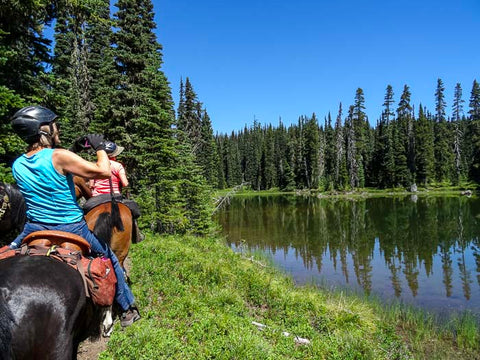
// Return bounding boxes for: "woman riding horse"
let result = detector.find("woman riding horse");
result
[8,105,140,327]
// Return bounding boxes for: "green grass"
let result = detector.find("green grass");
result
[99,234,480,359]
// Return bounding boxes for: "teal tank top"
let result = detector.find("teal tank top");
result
[12,148,83,224]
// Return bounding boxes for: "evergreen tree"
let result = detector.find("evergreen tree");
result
[0,0,53,102]
[415,105,435,185]
[345,106,359,188]
[452,83,464,183]
[214,137,226,189]
[243,121,262,190]
[105,0,212,234]
[0,0,54,179]
[433,78,453,183]
[226,133,243,186]
[323,113,336,189]
[273,120,294,190]
[334,103,347,189]
[352,88,369,186]
[197,109,220,186]
[469,80,480,121]
[260,125,276,189]
[304,114,320,188]
[177,77,202,152]
[468,80,480,182]
[394,85,414,186]
[383,85,395,124]
[86,0,115,133]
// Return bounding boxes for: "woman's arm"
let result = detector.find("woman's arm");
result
[52,148,111,179]
[118,166,129,188]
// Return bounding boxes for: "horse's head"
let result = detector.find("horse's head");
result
[0,183,26,245]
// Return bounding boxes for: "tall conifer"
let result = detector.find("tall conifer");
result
[468,80,480,181]
[433,78,453,182]
[415,105,435,185]
[452,83,465,183]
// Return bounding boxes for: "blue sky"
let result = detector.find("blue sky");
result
[151,1,479,134]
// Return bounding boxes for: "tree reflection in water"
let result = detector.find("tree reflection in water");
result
[217,195,480,313]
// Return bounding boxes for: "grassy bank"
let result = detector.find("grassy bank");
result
[100,234,479,359]
[216,184,478,199]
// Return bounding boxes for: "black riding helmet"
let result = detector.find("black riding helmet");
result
[11,106,58,144]
[104,141,117,154]
[103,140,124,157]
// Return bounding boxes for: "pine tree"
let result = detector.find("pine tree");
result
[469,80,480,121]
[433,78,453,183]
[304,113,320,188]
[394,85,414,186]
[243,121,263,190]
[346,106,359,188]
[415,105,435,185]
[0,0,53,178]
[468,80,480,182]
[260,125,276,189]
[214,136,226,189]
[323,113,336,189]
[452,83,464,183]
[85,0,115,134]
[334,103,347,189]
[198,109,221,186]
[352,88,369,186]
[177,77,202,152]
[274,120,294,190]
[373,85,396,187]
[0,0,53,102]
[225,133,242,186]
[104,0,212,234]
[383,85,395,124]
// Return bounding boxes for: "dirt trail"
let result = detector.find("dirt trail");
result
[77,256,132,359]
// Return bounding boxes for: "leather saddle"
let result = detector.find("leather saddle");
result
[22,230,91,255]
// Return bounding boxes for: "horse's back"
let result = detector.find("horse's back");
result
[0,256,87,359]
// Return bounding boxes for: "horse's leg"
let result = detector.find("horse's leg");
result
[102,306,114,337]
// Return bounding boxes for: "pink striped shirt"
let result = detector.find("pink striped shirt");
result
[91,160,126,196]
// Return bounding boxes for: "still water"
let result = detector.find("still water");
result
[216,195,480,315]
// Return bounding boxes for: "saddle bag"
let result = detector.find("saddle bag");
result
[80,256,117,306]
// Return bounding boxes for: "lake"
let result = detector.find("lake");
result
[216,194,480,316]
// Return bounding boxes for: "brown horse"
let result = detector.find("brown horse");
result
[73,176,133,268]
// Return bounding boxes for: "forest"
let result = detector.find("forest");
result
[2,1,480,236]
[0,0,215,235]
[212,81,480,192]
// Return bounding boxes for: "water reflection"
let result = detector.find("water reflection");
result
[217,195,480,314]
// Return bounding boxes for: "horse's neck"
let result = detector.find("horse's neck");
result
[74,176,92,199]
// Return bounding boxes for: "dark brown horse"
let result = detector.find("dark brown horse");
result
[0,254,106,359]
[73,176,134,268]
